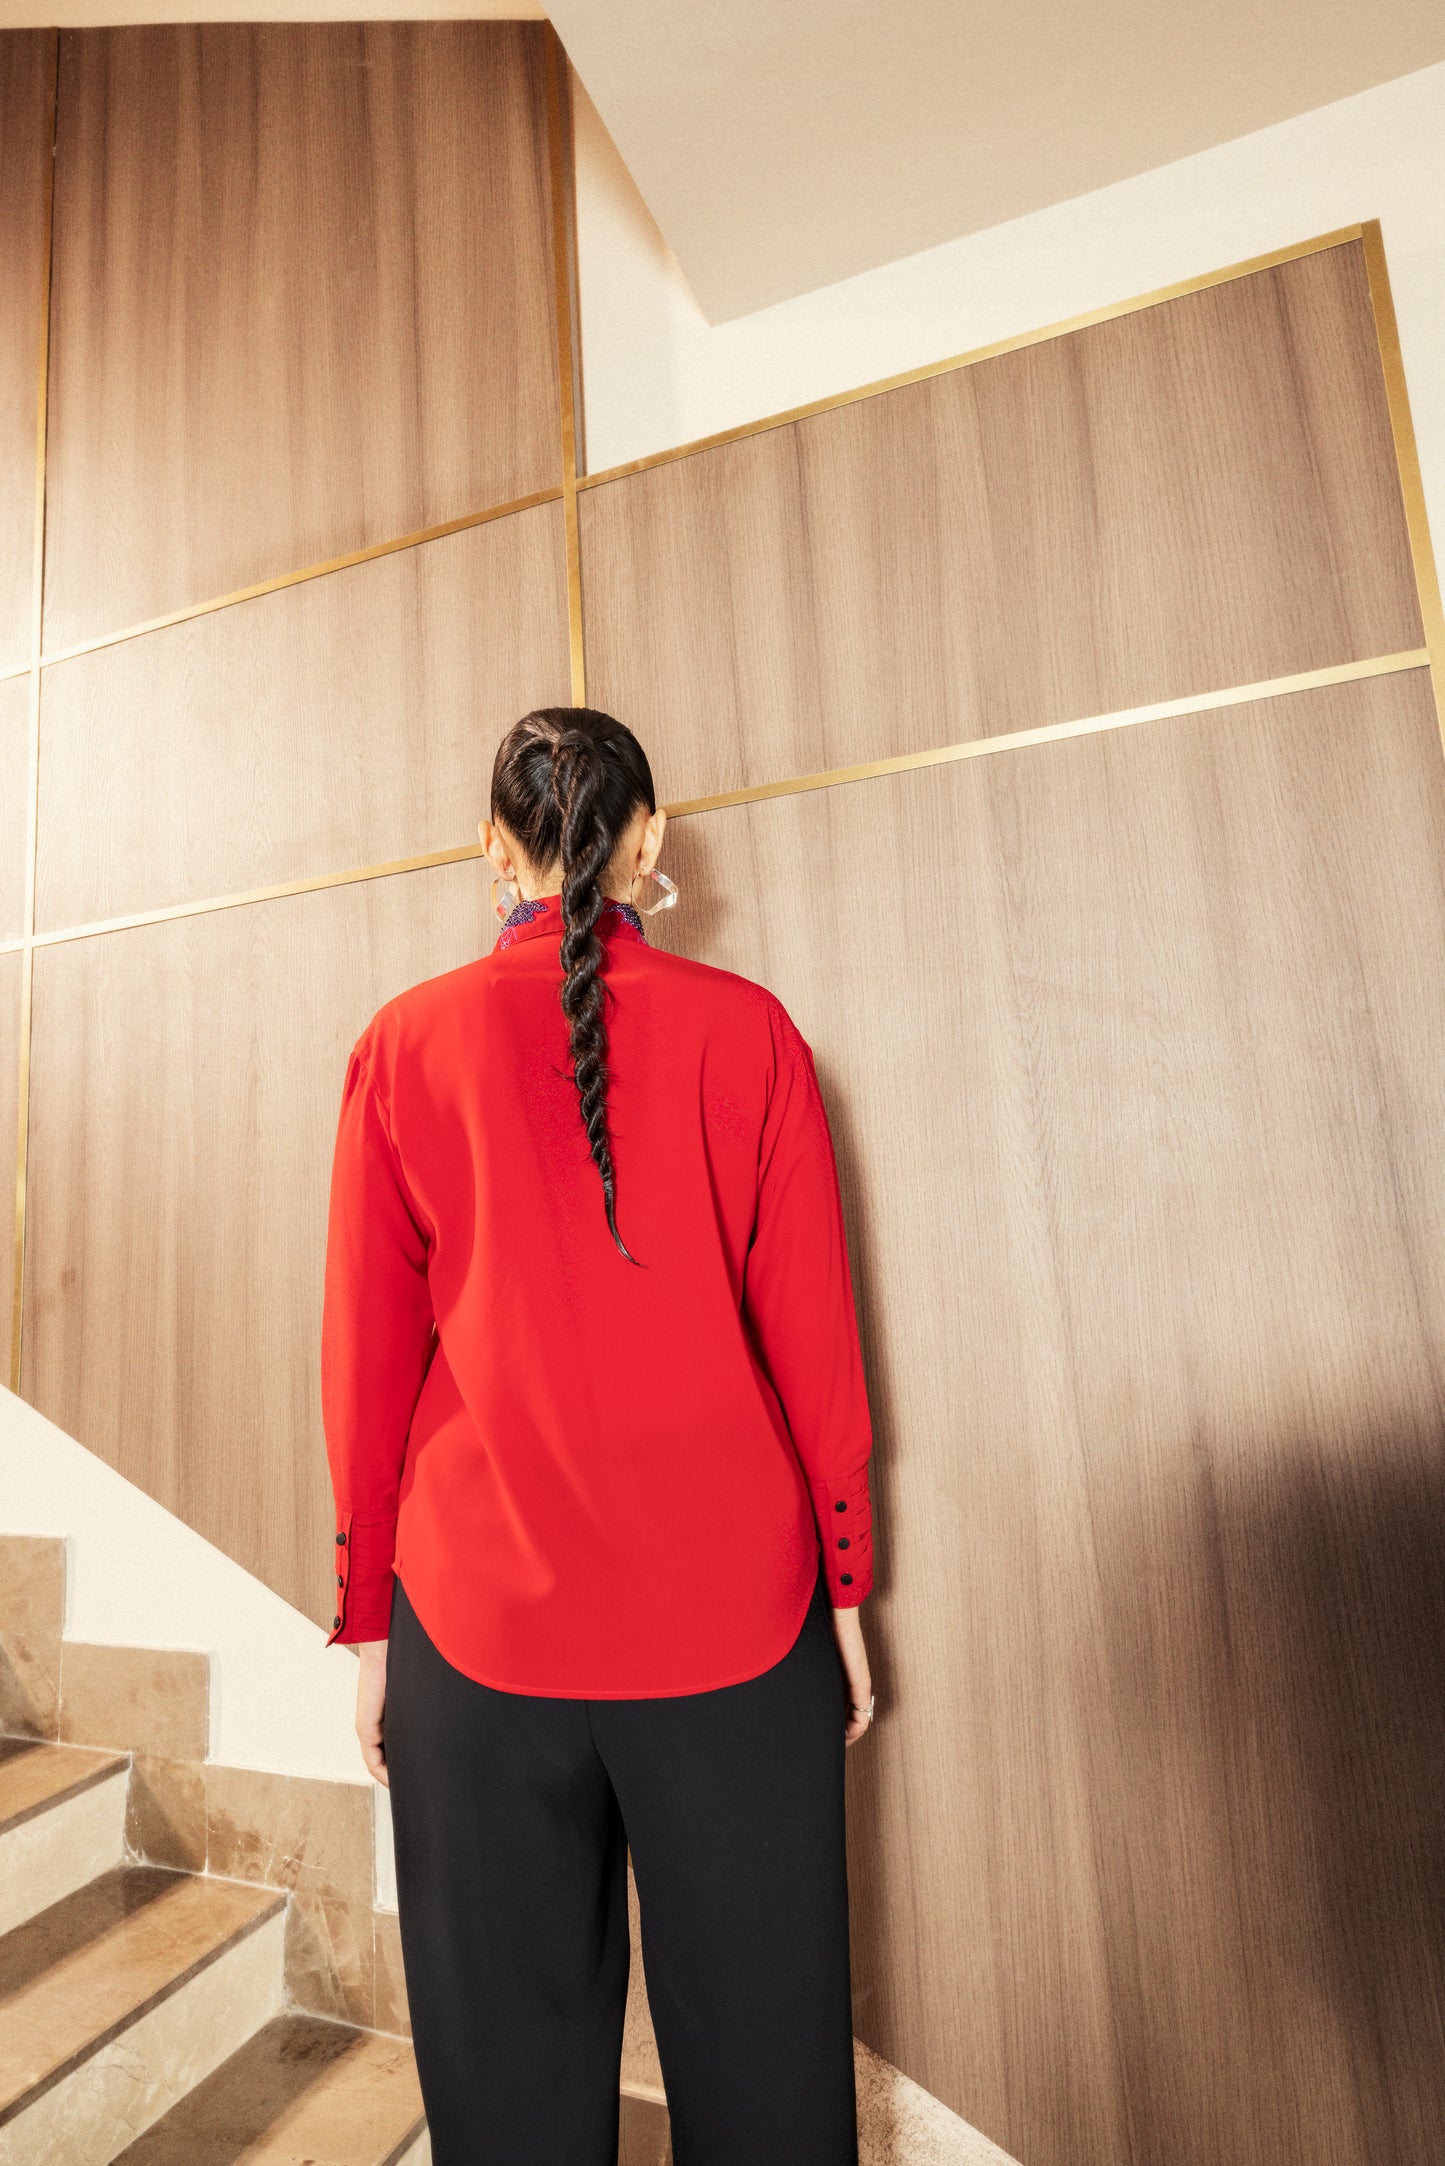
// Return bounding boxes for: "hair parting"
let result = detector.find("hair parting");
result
[489,707,657,1263]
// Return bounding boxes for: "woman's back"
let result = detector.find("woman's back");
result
[321,891,874,1695]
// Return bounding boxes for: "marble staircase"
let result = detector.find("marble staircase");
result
[0,1535,433,2165]
[0,1746,429,2166]
[0,1530,675,2164]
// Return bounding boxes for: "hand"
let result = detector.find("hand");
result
[831,1604,875,1747]
[355,1639,389,1786]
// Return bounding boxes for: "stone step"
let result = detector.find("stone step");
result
[0,1736,131,1936]
[110,2011,428,2165]
[111,2009,672,2165]
[620,2092,673,2164]
[0,1534,67,1738]
[0,1860,287,2166]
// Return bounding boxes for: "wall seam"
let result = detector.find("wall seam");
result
[543,24,586,704]
[1,647,1428,961]
[1360,218,1445,762]
[11,27,59,1394]
[11,489,565,682]
[574,223,1366,493]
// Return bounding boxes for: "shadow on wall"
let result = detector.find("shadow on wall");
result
[1192,1429,1445,2159]
[1075,1414,1445,2163]
[850,1380,1445,2166]
[650,814,1445,2161]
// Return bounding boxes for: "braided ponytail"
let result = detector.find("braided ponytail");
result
[489,707,658,1262]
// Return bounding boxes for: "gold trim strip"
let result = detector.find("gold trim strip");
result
[28,841,489,952]
[577,224,1366,493]
[36,490,564,673]
[663,651,1431,818]
[13,31,59,1392]
[1360,220,1445,750]
[543,26,586,702]
[16,650,1426,954]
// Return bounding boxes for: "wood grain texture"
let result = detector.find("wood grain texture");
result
[581,242,1422,806]
[649,669,1445,2166]
[43,22,560,650]
[1,676,28,940]
[20,862,488,1632]
[0,948,18,1375]
[0,32,50,678]
[35,501,569,930]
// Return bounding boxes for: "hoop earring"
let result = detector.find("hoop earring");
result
[630,866,679,917]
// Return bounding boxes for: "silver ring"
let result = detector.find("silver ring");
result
[850,1695,875,1723]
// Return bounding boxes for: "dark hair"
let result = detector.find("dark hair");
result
[489,706,656,1263]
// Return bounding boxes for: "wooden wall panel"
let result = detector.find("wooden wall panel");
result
[43,22,560,650]
[648,668,1445,2166]
[0,31,50,677]
[35,501,569,930]
[580,241,1422,806]
[21,862,488,1629]
[0,949,18,1367]
[1,676,28,939]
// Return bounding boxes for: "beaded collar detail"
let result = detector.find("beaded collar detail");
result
[496,891,648,952]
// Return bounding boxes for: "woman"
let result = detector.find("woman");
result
[320,705,877,2166]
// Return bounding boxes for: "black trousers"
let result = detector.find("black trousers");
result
[382,1559,858,2166]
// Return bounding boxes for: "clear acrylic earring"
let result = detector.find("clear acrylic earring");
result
[631,866,679,916]
[480,820,521,922]
[489,872,520,922]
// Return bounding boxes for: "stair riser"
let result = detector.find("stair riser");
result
[0,1903,286,2166]
[0,1768,130,1938]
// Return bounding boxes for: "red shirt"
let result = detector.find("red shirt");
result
[320,890,875,1696]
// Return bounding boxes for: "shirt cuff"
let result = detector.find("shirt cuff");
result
[809,1464,873,1606]
[325,1508,397,1646]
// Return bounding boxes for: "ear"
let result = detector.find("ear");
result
[637,805,668,877]
[479,817,518,882]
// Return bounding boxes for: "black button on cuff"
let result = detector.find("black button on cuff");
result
[333,1614,341,1628]
[336,1532,347,1546]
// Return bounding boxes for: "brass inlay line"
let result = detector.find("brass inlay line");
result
[28,490,563,676]
[543,26,586,703]
[576,224,1366,493]
[2,649,1423,961]
[25,841,489,952]
[662,651,1432,819]
[12,30,59,1392]
[1360,219,1445,753]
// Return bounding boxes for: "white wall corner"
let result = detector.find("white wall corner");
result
[0,1385,375,1797]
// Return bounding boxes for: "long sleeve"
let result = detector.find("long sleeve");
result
[743,1002,875,1607]
[320,1038,437,1646]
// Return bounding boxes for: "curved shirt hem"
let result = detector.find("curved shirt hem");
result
[393,1564,820,1700]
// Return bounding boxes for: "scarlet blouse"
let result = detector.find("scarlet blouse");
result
[320,890,875,1696]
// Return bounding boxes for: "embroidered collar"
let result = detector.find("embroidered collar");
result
[495,891,648,952]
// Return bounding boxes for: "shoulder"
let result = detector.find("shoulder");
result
[634,944,811,1056]
[344,953,494,1093]
[344,941,814,1087]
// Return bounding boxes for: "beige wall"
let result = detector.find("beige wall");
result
[4,24,1445,2166]
[3,18,575,1577]
[571,57,1445,523]
[578,228,1445,2164]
